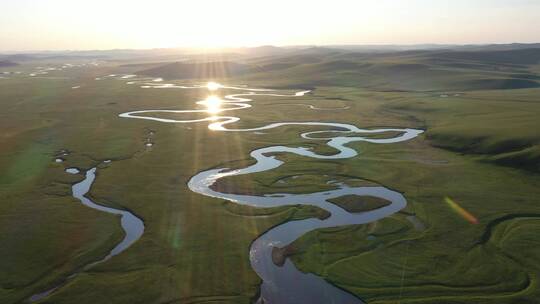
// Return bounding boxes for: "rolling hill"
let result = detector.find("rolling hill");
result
[130,47,540,92]
[0,60,18,67]
[137,61,258,79]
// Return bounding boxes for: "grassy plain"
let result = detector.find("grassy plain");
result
[0,69,343,303]
[0,47,539,304]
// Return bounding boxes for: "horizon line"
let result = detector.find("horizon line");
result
[2,42,540,54]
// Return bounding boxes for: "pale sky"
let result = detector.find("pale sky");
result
[1,0,540,51]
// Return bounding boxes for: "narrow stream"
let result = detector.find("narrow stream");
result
[28,163,144,302]
[72,168,144,261]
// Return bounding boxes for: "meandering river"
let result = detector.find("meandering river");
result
[118,79,423,303]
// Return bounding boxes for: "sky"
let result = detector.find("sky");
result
[1,0,540,51]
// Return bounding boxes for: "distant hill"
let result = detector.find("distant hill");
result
[0,54,36,62]
[120,46,540,91]
[0,60,18,67]
[240,45,290,56]
[449,43,540,51]
[239,47,540,91]
[0,53,106,62]
[138,61,258,79]
[423,48,540,65]
[323,43,540,52]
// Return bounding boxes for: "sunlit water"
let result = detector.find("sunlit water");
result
[117,80,423,303]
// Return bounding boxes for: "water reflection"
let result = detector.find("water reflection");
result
[207,81,221,91]
[202,95,223,114]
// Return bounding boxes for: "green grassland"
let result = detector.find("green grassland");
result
[327,195,392,213]
[0,47,539,303]
[0,71,331,303]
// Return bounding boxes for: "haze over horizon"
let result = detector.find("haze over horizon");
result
[2,0,540,52]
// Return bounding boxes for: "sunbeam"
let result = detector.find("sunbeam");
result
[202,95,223,114]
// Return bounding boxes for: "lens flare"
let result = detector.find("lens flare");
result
[444,197,478,224]
[203,95,223,114]
[207,81,221,91]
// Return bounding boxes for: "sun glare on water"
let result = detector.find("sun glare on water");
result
[207,82,221,91]
[203,95,223,114]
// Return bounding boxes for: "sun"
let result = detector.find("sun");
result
[206,81,221,91]
[203,95,223,114]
